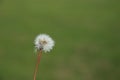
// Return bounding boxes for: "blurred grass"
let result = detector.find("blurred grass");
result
[0,0,120,80]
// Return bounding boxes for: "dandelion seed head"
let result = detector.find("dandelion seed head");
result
[34,34,55,53]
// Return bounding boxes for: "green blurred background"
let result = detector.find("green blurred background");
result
[0,0,120,80]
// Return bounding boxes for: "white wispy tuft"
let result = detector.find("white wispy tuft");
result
[34,34,55,53]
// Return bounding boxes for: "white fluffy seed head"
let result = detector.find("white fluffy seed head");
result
[34,34,55,53]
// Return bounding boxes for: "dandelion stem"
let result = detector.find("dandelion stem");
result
[33,50,42,80]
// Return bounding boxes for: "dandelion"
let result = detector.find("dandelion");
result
[34,34,55,53]
[33,34,55,80]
